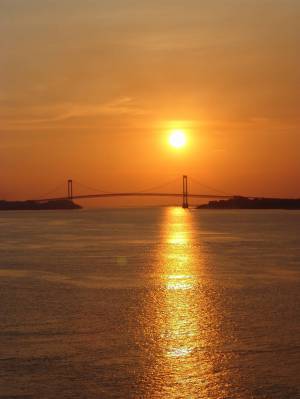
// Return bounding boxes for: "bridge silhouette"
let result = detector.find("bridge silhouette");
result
[35,175,241,208]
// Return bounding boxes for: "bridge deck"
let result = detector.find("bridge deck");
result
[35,192,234,202]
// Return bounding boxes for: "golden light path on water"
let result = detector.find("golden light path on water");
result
[141,207,221,398]
[162,208,199,361]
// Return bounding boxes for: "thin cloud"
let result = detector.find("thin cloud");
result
[0,97,148,130]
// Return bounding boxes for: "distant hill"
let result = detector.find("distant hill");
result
[0,199,82,211]
[198,196,300,210]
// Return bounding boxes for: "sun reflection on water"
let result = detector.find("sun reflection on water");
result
[139,207,227,398]
[161,208,199,360]
[167,347,193,358]
[165,275,194,291]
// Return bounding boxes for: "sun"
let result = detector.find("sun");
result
[169,130,187,149]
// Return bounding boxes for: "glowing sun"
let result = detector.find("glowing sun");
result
[169,130,187,148]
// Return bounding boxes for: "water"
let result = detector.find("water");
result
[0,208,300,398]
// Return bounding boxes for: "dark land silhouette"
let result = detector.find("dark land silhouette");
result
[198,196,300,210]
[0,199,81,211]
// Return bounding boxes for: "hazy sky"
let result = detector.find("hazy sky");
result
[1,0,299,203]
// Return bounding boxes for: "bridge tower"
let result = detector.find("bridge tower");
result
[182,175,189,209]
[68,179,73,200]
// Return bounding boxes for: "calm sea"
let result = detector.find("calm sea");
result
[0,208,300,399]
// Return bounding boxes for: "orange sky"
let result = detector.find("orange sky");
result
[1,1,299,205]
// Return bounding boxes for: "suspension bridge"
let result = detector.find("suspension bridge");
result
[34,175,241,209]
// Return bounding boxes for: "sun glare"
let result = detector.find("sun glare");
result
[169,130,187,149]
